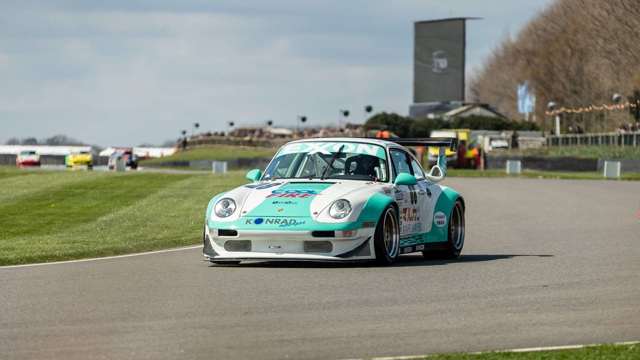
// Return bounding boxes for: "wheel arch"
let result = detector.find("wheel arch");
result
[357,192,396,224]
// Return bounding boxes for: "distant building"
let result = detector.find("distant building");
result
[442,103,507,120]
[410,102,506,120]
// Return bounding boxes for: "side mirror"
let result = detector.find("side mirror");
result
[245,169,262,182]
[394,173,417,186]
[425,165,445,183]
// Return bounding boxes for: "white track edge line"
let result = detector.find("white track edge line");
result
[0,245,201,269]
[364,340,639,360]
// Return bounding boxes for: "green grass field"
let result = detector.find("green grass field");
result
[424,343,638,360]
[140,145,275,166]
[498,145,640,160]
[0,167,246,266]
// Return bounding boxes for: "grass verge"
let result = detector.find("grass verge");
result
[422,343,638,360]
[0,169,246,266]
[140,145,275,165]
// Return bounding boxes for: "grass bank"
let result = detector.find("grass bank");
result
[0,168,246,266]
[140,145,275,166]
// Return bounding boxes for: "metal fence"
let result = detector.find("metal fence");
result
[546,131,640,147]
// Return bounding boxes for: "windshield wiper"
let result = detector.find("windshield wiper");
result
[321,145,344,180]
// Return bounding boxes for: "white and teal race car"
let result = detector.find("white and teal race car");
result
[203,137,465,265]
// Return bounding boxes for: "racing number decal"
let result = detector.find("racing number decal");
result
[408,185,418,205]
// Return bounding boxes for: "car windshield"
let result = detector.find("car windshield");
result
[263,141,389,182]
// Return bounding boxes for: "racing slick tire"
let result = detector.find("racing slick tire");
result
[423,199,465,259]
[373,205,400,265]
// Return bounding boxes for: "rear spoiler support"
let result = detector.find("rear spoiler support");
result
[391,137,458,182]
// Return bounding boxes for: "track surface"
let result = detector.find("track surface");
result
[2,178,639,360]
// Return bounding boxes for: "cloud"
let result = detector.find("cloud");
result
[0,0,553,146]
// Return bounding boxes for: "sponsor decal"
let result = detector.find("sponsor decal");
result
[267,189,318,198]
[245,182,282,190]
[278,142,386,160]
[434,211,447,227]
[271,200,298,205]
[401,207,420,223]
[245,217,306,227]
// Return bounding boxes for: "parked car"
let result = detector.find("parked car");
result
[16,150,40,167]
[65,151,93,169]
[427,129,470,165]
[203,137,465,265]
[108,150,138,170]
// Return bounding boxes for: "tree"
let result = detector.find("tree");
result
[364,112,413,138]
[470,0,640,131]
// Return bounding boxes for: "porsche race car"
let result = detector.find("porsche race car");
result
[203,137,465,265]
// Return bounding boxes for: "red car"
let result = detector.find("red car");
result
[16,150,41,167]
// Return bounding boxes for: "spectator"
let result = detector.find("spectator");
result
[511,131,519,149]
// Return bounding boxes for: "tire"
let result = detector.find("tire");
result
[423,199,465,259]
[373,205,400,265]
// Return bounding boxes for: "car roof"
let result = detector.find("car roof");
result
[285,137,399,149]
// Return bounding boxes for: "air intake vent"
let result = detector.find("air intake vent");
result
[218,229,238,237]
[311,231,335,238]
[304,241,333,253]
[224,240,251,252]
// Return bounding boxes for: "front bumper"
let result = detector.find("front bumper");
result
[203,225,376,261]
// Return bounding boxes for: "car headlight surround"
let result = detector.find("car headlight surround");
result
[214,198,237,218]
[329,199,352,219]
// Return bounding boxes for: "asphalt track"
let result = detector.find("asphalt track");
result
[2,178,639,360]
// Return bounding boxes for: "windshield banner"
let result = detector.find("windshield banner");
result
[277,142,386,160]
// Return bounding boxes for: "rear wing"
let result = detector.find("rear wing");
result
[391,137,458,182]
[390,137,458,151]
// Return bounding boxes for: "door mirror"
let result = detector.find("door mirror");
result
[425,165,445,183]
[394,173,417,186]
[245,169,262,182]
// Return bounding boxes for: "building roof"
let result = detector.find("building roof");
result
[443,103,507,119]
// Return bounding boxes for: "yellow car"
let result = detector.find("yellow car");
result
[65,151,93,169]
[427,129,470,164]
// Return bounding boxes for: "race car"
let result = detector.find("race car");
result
[203,137,465,265]
[16,150,41,167]
[65,151,93,169]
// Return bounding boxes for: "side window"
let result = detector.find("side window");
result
[390,149,413,178]
[410,159,425,180]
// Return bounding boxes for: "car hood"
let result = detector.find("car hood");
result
[219,179,388,222]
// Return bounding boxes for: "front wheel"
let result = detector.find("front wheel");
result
[373,206,400,265]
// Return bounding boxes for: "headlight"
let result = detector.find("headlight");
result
[214,198,236,218]
[329,199,352,219]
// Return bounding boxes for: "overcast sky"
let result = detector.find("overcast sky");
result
[1,0,553,146]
